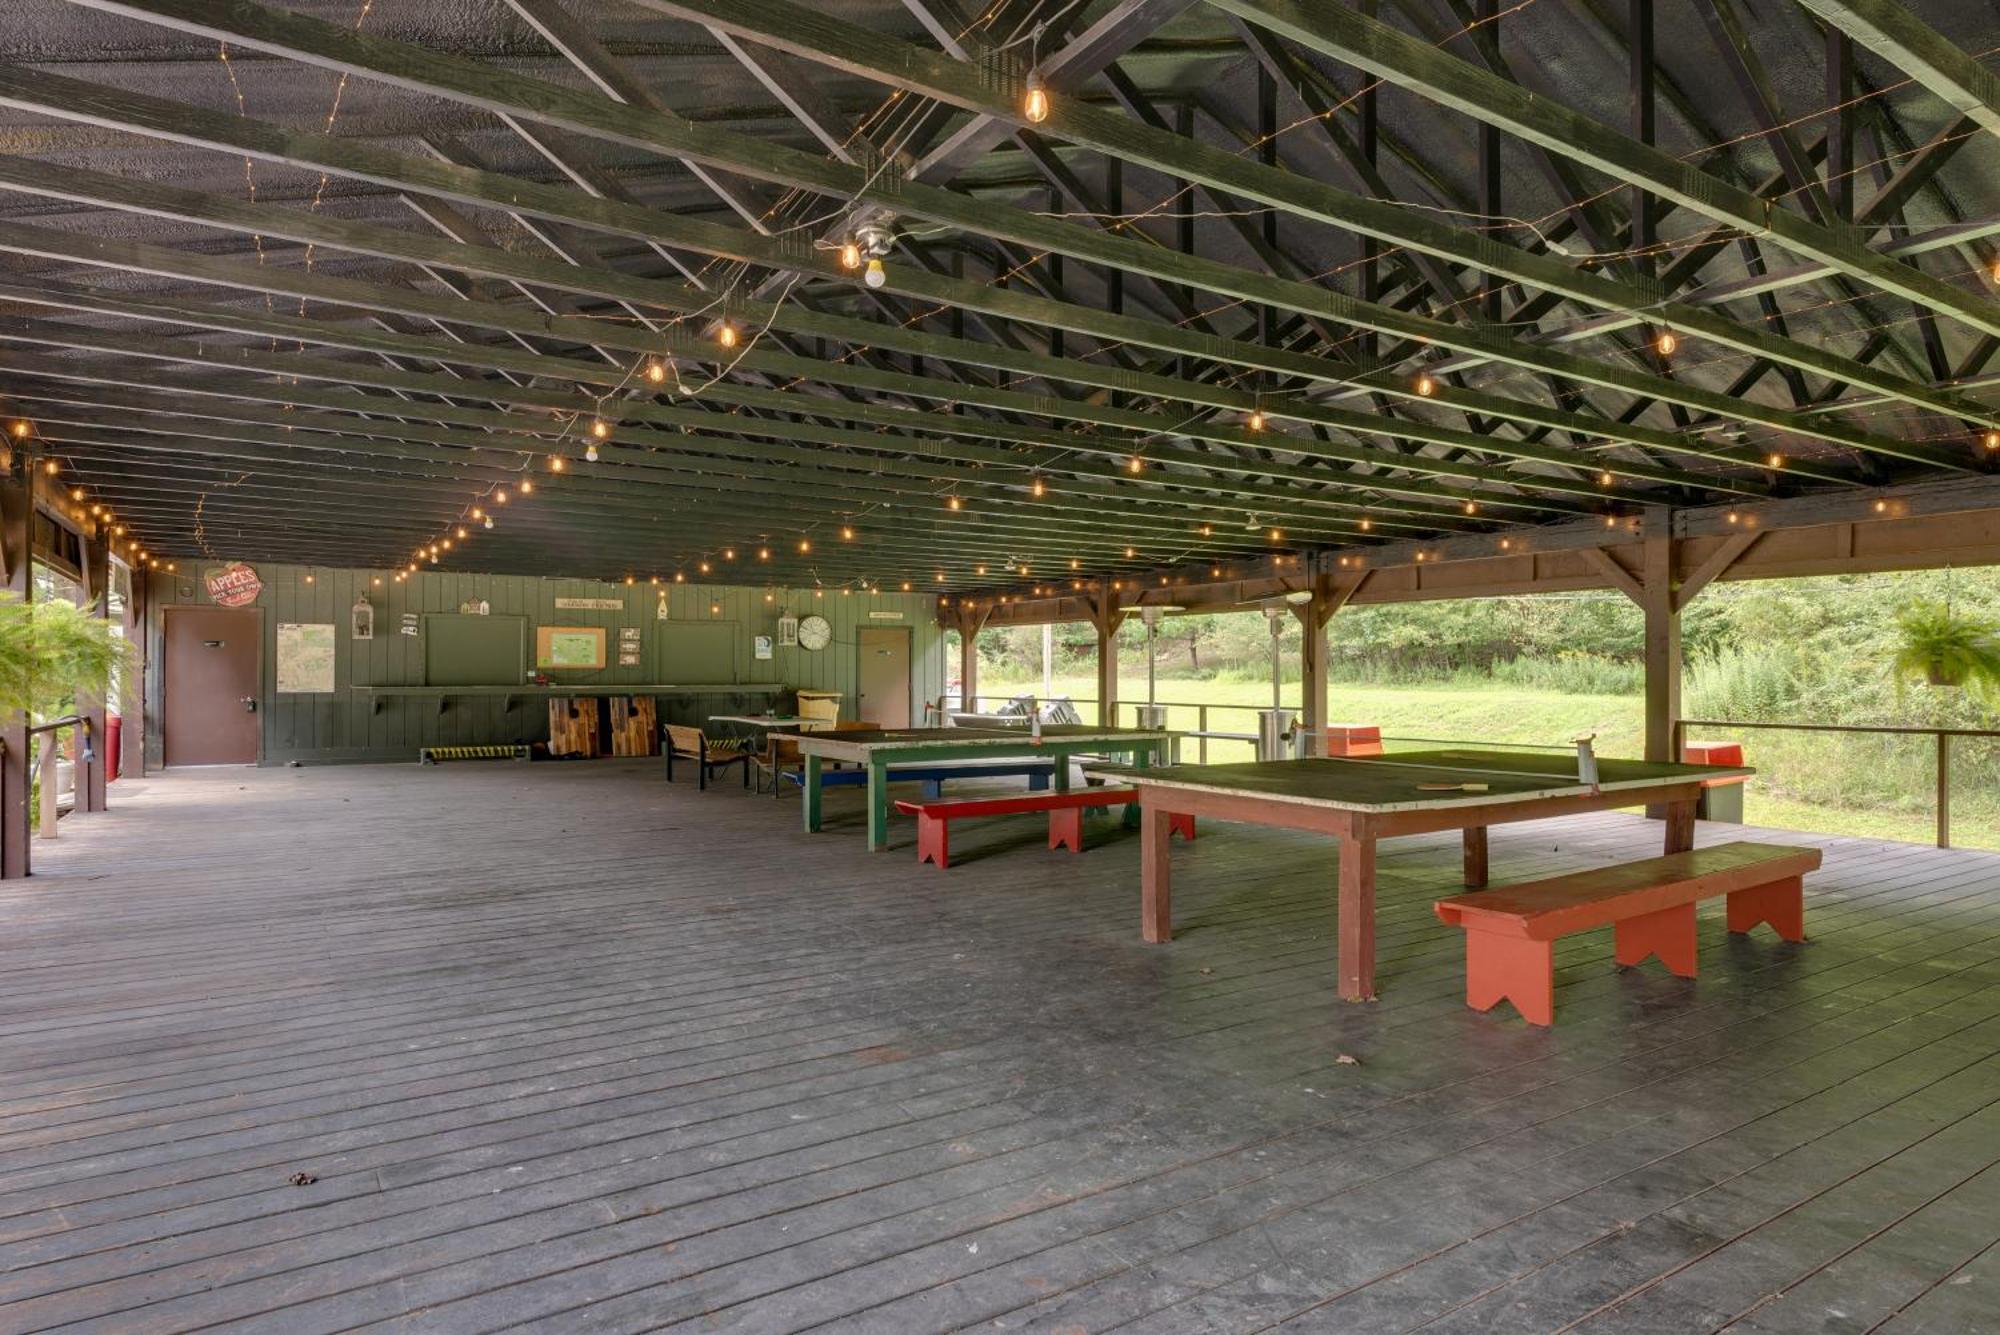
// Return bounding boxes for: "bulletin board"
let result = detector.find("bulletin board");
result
[654,620,739,682]
[423,613,528,686]
[536,625,608,670]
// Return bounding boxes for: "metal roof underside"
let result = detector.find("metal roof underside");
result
[0,0,1994,592]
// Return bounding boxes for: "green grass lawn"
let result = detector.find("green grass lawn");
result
[979,672,1995,852]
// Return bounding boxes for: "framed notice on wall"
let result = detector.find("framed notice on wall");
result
[276,623,336,693]
[536,625,607,670]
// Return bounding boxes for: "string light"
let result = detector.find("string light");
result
[675,571,685,582]
[864,258,887,289]
[839,239,862,270]
[1655,329,1679,357]
[724,547,736,559]
[1985,430,2000,451]
[1023,69,1049,124]
[1269,528,1283,541]
[1127,455,1144,473]
[591,419,610,439]
[1463,501,1478,515]
[1124,546,1136,558]
[483,515,494,529]
[947,496,962,510]
[585,443,599,463]
[841,526,854,540]
[699,560,710,573]
[1599,471,1614,486]
[1415,372,1437,397]
[519,479,533,494]
[1247,408,1266,431]
[1766,453,1785,469]
[1031,477,1046,497]
[798,539,811,553]
[717,322,739,349]
[1069,558,1080,569]
[550,455,566,472]
[456,527,467,539]
[758,547,770,560]
[645,359,668,384]
[494,489,509,505]
[1359,517,1373,531]
[9,420,28,438]
[42,459,56,475]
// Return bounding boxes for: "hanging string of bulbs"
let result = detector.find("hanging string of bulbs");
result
[6,417,168,570]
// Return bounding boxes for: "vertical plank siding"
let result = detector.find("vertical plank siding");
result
[143,565,943,766]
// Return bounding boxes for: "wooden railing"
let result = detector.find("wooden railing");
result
[25,713,99,836]
[1677,718,1999,850]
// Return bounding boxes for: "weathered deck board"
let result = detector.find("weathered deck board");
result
[1,762,1996,1333]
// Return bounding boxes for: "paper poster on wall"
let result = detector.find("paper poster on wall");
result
[618,650,641,667]
[555,596,623,610]
[537,625,607,669]
[753,635,773,660]
[276,622,336,693]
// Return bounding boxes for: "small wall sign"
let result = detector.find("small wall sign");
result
[556,596,624,610]
[754,635,774,661]
[867,610,905,620]
[204,561,263,607]
[350,596,374,640]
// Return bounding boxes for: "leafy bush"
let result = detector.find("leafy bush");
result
[0,594,130,720]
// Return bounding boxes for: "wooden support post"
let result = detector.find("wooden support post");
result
[1292,565,1366,756]
[0,447,31,878]
[77,531,109,814]
[1088,580,1126,728]
[121,563,144,780]
[1640,520,1680,771]
[954,601,990,714]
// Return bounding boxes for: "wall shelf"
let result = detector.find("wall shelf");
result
[354,683,784,716]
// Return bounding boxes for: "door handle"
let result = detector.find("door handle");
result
[241,697,258,713]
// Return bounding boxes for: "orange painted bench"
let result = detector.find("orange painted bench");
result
[1433,841,1821,1026]
[894,788,1194,868]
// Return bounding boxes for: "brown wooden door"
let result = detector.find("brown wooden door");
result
[163,607,261,766]
[855,626,911,729]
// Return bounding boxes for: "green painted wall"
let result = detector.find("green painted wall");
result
[144,563,944,766]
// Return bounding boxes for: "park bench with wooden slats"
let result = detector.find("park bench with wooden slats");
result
[893,787,1195,868]
[1433,840,1820,1026]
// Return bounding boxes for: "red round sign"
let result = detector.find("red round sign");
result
[203,561,263,607]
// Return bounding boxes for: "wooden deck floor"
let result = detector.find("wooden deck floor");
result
[3,761,1998,1334]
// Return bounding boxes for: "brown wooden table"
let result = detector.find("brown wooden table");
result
[1088,749,1754,1002]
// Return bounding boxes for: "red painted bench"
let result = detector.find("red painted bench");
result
[1433,841,1820,1026]
[894,788,1195,868]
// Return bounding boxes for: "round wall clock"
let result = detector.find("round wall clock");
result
[796,614,833,651]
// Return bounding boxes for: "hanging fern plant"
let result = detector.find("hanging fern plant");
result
[1889,600,2000,700]
[0,594,130,721]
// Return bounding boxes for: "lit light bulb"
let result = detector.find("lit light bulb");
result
[585,443,599,463]
[42,459,56,475]
[591,420,609,439]
[1023,70,1049,124]
[839,239,862,270]
[798,539,810,553]
[10,420,28,438]
[1767,453,1785,468]
[1031,477,1046,497]
[1247,408,1266,431]
[494,489,508,504]
[841,525,854,540]
[645,359,667,384]
[1124,546,1136,558]
[1269,528,1283,541]
[724,548,736,560]
[1985,430,2000,451]
[550,455,565,472]
[1656,329,1678,356]
[1415,372,1436,397]
[456,527,467,539]
[483,515,494,529]
[718,322,739,349]
[863,258,887,289]
[947,496,962,511]
[519,479,533,494]
[1360,517,1373,531]
[1127,455,1143,473]
[1599,471,1614,486]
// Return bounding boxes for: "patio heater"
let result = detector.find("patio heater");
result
[1251,591,1313,762]
[1135,604,1184,735]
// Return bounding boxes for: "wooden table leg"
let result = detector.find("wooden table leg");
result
[866,758,891,851]
[1462,826,1488,888]
[1664,797,1697,854]
[1339,829,1378,1001]
[801,754,823,832]
[1141,803,1172,942]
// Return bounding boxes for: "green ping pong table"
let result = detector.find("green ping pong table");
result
[792,724,1173,851]
[1088,749,1754,1002]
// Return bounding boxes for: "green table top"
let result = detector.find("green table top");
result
[1086,749,1752,814]
[793,724,1171,762]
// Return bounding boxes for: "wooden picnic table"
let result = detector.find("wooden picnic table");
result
[1087,749,1754,1002]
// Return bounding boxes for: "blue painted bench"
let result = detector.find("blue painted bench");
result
[784,759,1054,800]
